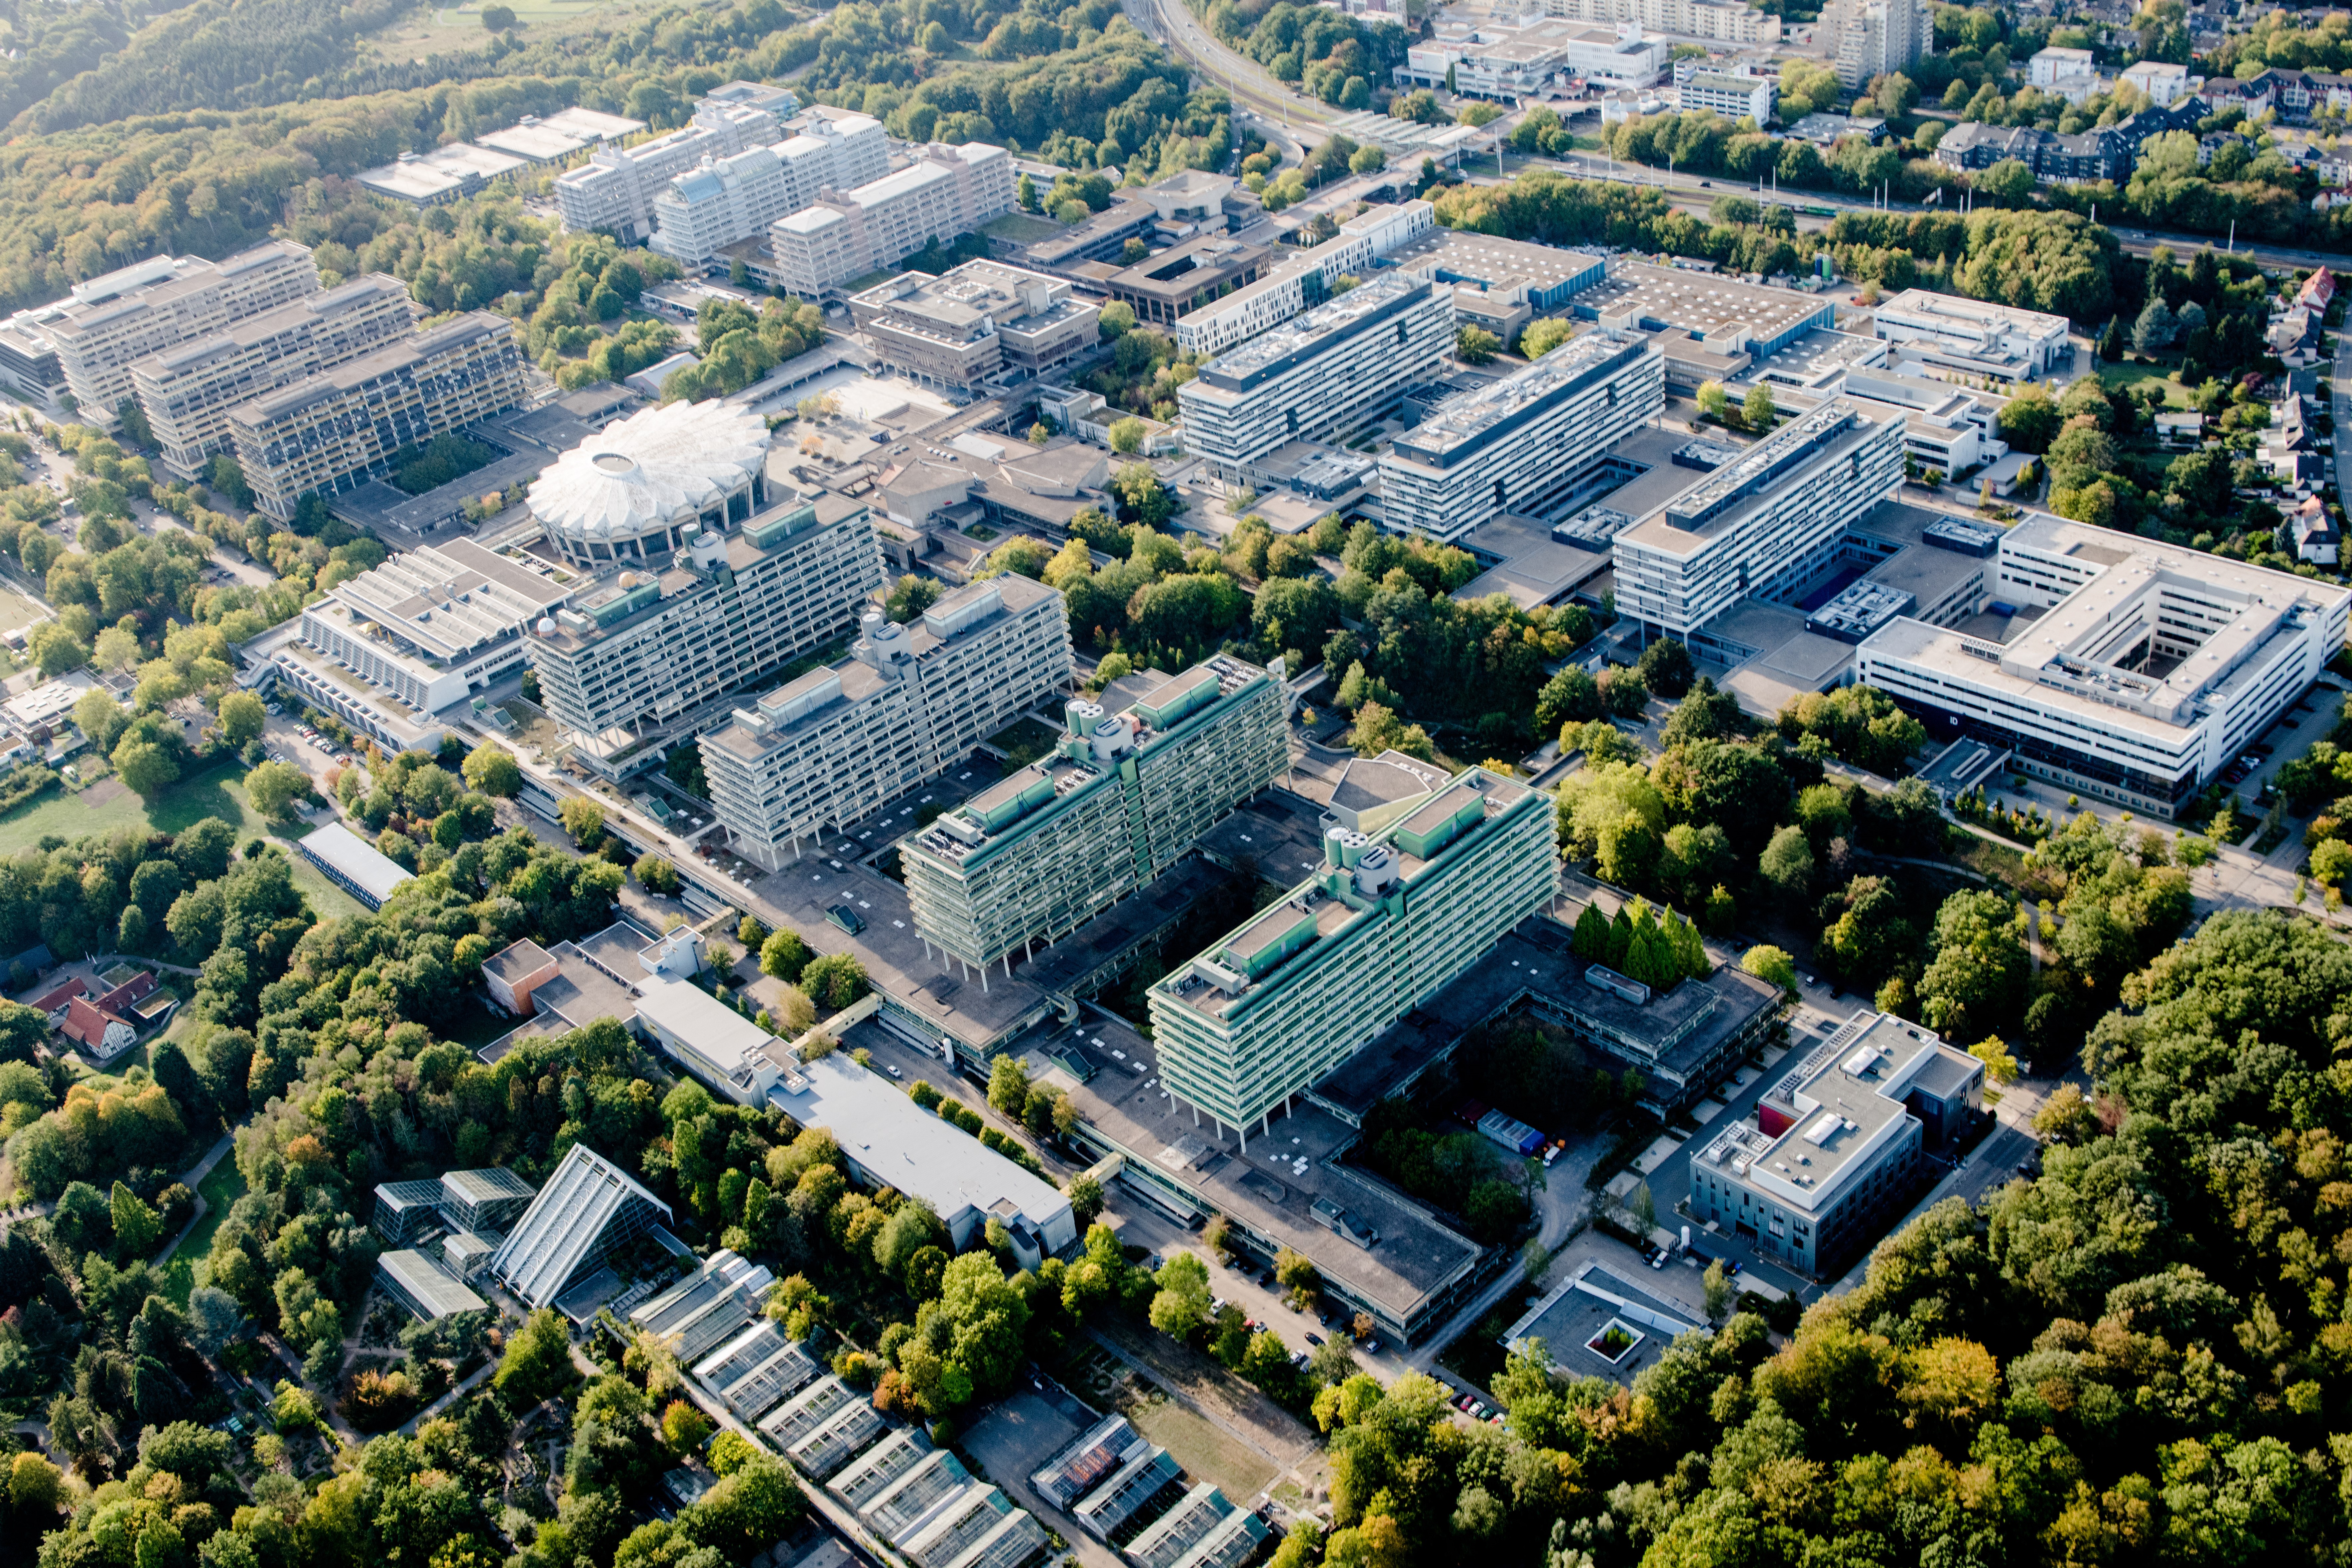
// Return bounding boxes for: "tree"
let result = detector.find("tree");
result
[885,574,943,623]
[1108,417,1146,455]
[1518,318,1573,359]
[114,734,181,798]
[2132,296,2177,353]
[633,854,682,896]
[1635,638,1695,699]
[244,760,307,819]
[1743,381,1777,432]
[558,796,605,846]
[1274,1246,1319,1309]
[1758,823,1814,897]
[493,1308,575,1405]
[987,1053,1030,1114]
[1969,1035,2019,1085]
[1976,157,2036,203]
[1067,1175,1104,1230]
[1149,1252,1212,1337]
[761,928,811,982]
[481,4,516,27]
[800,953,867,1010]
[660,1398,713,1456]
[462,744,522,797]
[110,1181,161,1260]
[1456,326,1500,364]
[217,690,266,747]
[1740,943,1797,994]
[1702,1259,1732,1322]
[1697,380,1729,420]
[1537,667,1601,733]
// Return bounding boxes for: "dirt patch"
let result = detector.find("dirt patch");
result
[79,779,127,806]
[1123,1388,1279,1502]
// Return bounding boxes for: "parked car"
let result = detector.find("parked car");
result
[1304,1333,1323,1346]
[884,1063,902,1079]
[1363,1339,1382,1355]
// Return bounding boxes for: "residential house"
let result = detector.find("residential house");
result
[29,975,85,1025]
[2293,495,2340,566]
[61,995,136,1059]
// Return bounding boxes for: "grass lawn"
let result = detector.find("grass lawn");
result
[158,1156,247,1308]
[0,758,363,919]
[2097,361,2190,406]
[0,584,43,634]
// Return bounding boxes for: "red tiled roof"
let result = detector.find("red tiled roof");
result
[29,975,87,1013]
[60,995,133,1049]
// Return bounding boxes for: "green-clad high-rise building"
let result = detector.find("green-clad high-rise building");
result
[1149,762,1558,1139]
[900,655,1289,975]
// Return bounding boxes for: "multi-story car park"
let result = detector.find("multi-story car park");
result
[1176,272,1455,486]
[40,240,322,415]
[1855,517,2352,817]
[524,494,887,778]
[224,311,529,521]
[1689,1010,1982,1275]
[699,579,1074,872]
[847,261,1101,393]
[554,82,799,243]
[1147,764,1558,1140]
[1378,329,1664,544]
[292,539,576,715]
[129,273,417,481]
[900,656,1289,975]
[1611,397,1907,640]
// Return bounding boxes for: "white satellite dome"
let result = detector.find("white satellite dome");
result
[527,401,770,555]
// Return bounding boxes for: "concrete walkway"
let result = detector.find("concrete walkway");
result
[150,1130,237,1269]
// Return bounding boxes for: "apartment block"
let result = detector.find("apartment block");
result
[1378,328,1663,543]
[901,656,1288,973]
[224,313,529,521]
[1176,272,1455,484]
[1855,517,2352,816]
[1690,1011,1981,1275]
[42,241,321,415]
[1611,398,1906,639]
[1540,0,1781,43]
[649,113,887,270]
[558,85,804,243]
[293,538,575,714]
[847,260,1099,392]
[130,273,417,480]
[524,491,887,776]
[1821,0,1929,87]
[760,143,1015,300]
[700,579,1073,869]
[1148,766,1557,1135]
[1171,200,1434,357]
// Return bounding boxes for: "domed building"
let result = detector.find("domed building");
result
[527,400,771,569]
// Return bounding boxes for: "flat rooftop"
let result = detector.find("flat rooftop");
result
[1580,261,1830,350]
[1873,288,2068,340]
[1503,1262,1699,1386]
[1029,1010,1483,1330]
[1616,400,1888,559]
[1194,273,1432,391]
[1388,329,1652,470]
[1382,229,1606,298]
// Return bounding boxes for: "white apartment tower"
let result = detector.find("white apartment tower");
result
[1176,272,1454,484]
[700,579,1074,869]
[555,83,801,243]
[130,273,418,481]
[1822,0,1930,88]
[649,113,889,267]
[1378,329,1663,543]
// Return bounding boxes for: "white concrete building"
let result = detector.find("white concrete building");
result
[699,580,1073,869]
[1171,200,1434,357]
[1612,398,1907,638]
[129,272,417,481]
[1870,289,2071,385]
[2121,60,2192,107]
[1176,272,1455,483]
[652,146,802,268]
[1542,0,1782,46]
[1680,71,1776,121]
[2028,46,2097,90]
[293,539,576,715]
[41,241,321,416]
[1378,329,1664,543]
[1821,0,1930,88]
[760,143,1015,299]
[556,84,802,244]
[1856,517,2352,816]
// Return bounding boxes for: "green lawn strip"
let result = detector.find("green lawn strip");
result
[158,1155,248,1308]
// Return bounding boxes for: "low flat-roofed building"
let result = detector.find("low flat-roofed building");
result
[1870,288,2071,385]
[694,1319,817,1419]
[356,142,529,207]
[297,538,575,716]
[1383,228,1607,319]
[1102,234,1272,329]
[482,938,562,1015]
[1680,70,1775,120]
[1030,1414,1139,1510]
[1575,260,1836,360]
[773,1053,1077,1266]
[1689,1009,1981,1275]
[378,1248,489,1319]
[475,107,648,164]
[1856,514,2352,816]
[832,1428,933,1512]
[636,974,799,1105]
[1127,1484,1234,1568]
[298,823,414,910]
[849,261,1100,392]
[1502,1260,1700,1385]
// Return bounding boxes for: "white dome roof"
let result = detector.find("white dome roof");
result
[528,400,770,545]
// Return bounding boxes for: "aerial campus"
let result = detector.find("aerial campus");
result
[2,1,2352,1565]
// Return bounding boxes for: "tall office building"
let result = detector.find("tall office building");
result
[524,402,892,774]
[649,115,888,269]
[700,580,1074,870]
[130,273,418,481]
[901,657,1289,973]
[41,241,321,415]
[848,261,1100,392]
[1611,397,1906,640]
[1378,329,1663,543]
[556,83,800,242]
[1171,201,1434,357]
[1176,273,1454,485]
[224,312,529,520]
[1148,763,1557,1136]
[760,143,1015,300]
[1822,0,1930,87]
[1856,517,2352,817]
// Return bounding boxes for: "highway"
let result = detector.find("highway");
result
[1128,3,2349,274]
